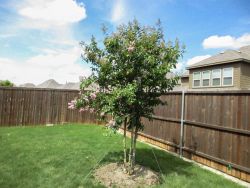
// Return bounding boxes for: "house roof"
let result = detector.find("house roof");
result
[181,71,189,78]
[187,45,250,70]
[18,78,100,91]
[19,83,36,88]
[57,82,80,90]
[36,79,62,89]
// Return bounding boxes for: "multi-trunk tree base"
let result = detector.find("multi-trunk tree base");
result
[94,162,159,188]
[123,118,139,175]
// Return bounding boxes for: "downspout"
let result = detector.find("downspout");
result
[180,90,185,157]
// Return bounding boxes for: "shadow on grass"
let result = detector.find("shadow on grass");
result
[100,147,193,179]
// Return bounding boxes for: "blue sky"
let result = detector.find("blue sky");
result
[0,0,249,85]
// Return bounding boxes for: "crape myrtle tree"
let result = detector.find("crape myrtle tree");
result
[68,19,184,174]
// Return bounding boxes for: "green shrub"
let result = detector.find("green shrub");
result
[0,80,14,87]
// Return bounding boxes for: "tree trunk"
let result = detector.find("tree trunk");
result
[131,126,138,173]
[123,117,127,165]
[128,122,140,175]
[129,125,134,164]
[128,125,135,174]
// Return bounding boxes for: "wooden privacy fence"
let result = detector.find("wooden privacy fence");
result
[0,87,98,126]
[140,90,250,182]
[0,87,249,182]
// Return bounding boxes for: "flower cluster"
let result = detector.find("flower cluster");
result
[107,119,116,128]
[68,90,99,114]
[89,108,95,113]
[90,92,96,100]
[68,99,77,109]
[127,41,135,52]
[79,108,85,112]
[78,106,95,113]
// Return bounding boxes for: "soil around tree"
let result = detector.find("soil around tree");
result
[93,162,160,188]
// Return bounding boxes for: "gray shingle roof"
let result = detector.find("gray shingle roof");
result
[187,45,250,69]
[36,79,62,89]
[181,70,189,77]
[19,83,36,88]
[57,82,80,90]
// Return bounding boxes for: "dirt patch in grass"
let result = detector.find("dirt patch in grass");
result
[94,162,160,188]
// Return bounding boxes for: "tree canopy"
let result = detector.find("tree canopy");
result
[69,19,184,174]
[0,80,14,87]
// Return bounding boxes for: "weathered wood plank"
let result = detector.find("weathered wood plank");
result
[0,87,249,181]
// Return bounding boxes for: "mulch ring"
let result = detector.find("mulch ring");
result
[93,162,160,188]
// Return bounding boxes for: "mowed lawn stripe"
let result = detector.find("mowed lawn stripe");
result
[0,124,243,188]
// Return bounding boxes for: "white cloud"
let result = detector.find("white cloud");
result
[0,57,15,64]
[47,38,78,46]
[186,55,211,66]
[0,0,91,85]
[172,62,185,73]
[111,0,126,24]
[0,47,91,85]
[26,47,80,68]
[202,33,250,49]
[0,34,16,38]
[18,0,87,29]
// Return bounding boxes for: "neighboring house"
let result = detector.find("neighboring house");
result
[19,78,98,91]
[36,79,63,89]
[181,45,250,90]
[19,83,36,88]
[57,82,80,90]
[180,71,189,89]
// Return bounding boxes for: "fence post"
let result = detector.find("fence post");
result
[179,90,185,157]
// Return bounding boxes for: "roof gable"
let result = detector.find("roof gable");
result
[187,45,250,69]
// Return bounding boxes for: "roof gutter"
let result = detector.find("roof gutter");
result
[186,58,250,70]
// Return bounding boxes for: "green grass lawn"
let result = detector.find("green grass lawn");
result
[0,124,242,188]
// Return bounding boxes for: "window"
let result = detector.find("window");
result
[223,67,233,86]
[202,71,210,86]
[212,69,221,86]
[193,72,201,87]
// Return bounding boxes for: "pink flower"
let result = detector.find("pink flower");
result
[68,105,74,109]
[90,93,96,100]
[127,46,135,52]
[79,108,85,112]
[89,108,95,113]
[127,41,135,52]
[68,99,77,109]
[108,120,115,126]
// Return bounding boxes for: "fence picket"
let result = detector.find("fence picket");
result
[0,87,249,181]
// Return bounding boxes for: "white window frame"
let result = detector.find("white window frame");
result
[222,67,233,86]
[193,72,201,87]
[202,70,210,87]
[212,69,221,86]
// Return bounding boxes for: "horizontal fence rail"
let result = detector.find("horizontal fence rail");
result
[0,87,249,182]
[141,91,250,182]
[0,87,98,126]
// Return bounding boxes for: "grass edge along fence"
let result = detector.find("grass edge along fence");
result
[0,87,249,182]
[140,90,250,183]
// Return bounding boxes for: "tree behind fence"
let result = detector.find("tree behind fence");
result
[0,87,249,181]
